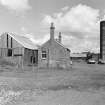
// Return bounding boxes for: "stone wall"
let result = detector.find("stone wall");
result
[38,39,70,69]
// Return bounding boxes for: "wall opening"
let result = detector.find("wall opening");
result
[7,49,12,57]
[30,50,38,65]
[30,56,37,64]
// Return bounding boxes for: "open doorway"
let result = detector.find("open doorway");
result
[7,49,12,57]
[30,50,38,65]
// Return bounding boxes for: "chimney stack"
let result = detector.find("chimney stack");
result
[50,22,55,40]
[58,32,62,43]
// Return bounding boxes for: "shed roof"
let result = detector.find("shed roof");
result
[71,53,86,57]
[1,32,38,49]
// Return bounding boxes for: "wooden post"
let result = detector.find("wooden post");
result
[17,55,23,72]
[21,47,24,71]
[18,56,21,70]
[47,48,49,68]
[32,50,34,72]
[21,56,23,70]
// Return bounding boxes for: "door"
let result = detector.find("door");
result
[30,50,38,65]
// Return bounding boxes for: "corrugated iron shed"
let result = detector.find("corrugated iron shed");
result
[1,32,38,49]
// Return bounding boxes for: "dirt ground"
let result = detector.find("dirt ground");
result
[0,62,105,105]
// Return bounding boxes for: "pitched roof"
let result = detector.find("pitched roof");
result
[1,32,38,49]
[55,40,69,50]
[57,41,70,52]
[40,38,71,52]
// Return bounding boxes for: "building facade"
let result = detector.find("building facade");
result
[38,23,71,68]
[0,33,38,66]
[100,21,105,60]
[0,23,71,68]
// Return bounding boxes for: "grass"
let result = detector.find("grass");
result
[0,62,105,105]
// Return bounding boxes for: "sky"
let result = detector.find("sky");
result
[0,0,105,53]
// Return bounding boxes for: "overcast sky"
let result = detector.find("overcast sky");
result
[0,0,105,53]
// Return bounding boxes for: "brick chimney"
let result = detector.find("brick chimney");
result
[58,32,62,43]
[50,22,55,40]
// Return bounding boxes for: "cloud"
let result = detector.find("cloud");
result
[0,0,31,12]
[29,34,50,45]
[61,6,69,11]
[42,4,100,53]
[21,27,28,33]
[22,33,50,46]
[63,35,99,53]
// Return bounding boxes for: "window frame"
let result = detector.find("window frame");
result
[41,50,47,59]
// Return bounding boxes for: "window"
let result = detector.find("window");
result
[42,50,47,59]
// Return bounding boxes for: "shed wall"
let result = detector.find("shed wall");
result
[0,34,23,48]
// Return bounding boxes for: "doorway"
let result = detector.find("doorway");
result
[30,50,38,65]
[7,49,12,57]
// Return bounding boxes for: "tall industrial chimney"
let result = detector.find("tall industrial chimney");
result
[100,21,105,60]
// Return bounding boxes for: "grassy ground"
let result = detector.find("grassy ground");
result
[0,62,105,105]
